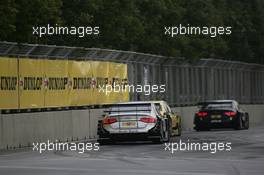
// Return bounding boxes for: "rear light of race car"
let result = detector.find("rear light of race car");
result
[224,111,237,117]
[139,117,157,123]
[103,117,117,125]
[196,111,208,117]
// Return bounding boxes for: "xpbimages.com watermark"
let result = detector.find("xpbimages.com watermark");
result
[32,140,100,153]
[164,24,232,38]
[164,140,232,154]
[32,24,100,37]
[98,83,166,96]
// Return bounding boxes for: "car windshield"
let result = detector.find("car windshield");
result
[107,104,152,114]
[201,102,233,110]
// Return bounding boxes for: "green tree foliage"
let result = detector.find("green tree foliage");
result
[0,0,263,64]
[0,0,17,40]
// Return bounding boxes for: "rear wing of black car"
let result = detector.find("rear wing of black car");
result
[197,101,234,110]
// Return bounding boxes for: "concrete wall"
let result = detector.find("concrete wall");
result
[240,104,264,126]
[172,106,198,131]
[0,109,100,150]
[0,104,264,150]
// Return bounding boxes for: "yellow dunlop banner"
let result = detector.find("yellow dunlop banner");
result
[0,57,18,109]
[108,62,129,103]
[92,61,110,104]
[19,59,45,109]
[44,59,69,108]
[0,57,128,109]
[68,61,93,106]
[92,61,129,105]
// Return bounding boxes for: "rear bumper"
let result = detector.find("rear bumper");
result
[194,116,238,129]
[97,120,161,141]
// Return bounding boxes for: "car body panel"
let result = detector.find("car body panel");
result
[97,100,181,143]
[102,103,159,134]
[103,113,157,134]
[194,100,249,130]
[150,100,181,136]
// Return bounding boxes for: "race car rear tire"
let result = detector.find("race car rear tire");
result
[244,114,249,130]
[176,123,181,136]
[234,116,243,130]
[152,119,170,143]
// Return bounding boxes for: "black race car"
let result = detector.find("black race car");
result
[194,100,249,131]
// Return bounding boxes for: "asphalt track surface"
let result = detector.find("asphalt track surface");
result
[0,126,264,175]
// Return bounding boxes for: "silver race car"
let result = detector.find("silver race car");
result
[97,101,172,144]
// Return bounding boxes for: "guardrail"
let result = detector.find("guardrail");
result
[1,41,264,150]
[1,41,264,109]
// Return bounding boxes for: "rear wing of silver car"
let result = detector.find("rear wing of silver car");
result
[104,103,153,114]
[104,109,152,114]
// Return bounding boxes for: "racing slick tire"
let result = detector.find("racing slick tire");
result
[152,119,170,144]
[176,119,182,136]
[244,113,249,130]
[234,116,243,130]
